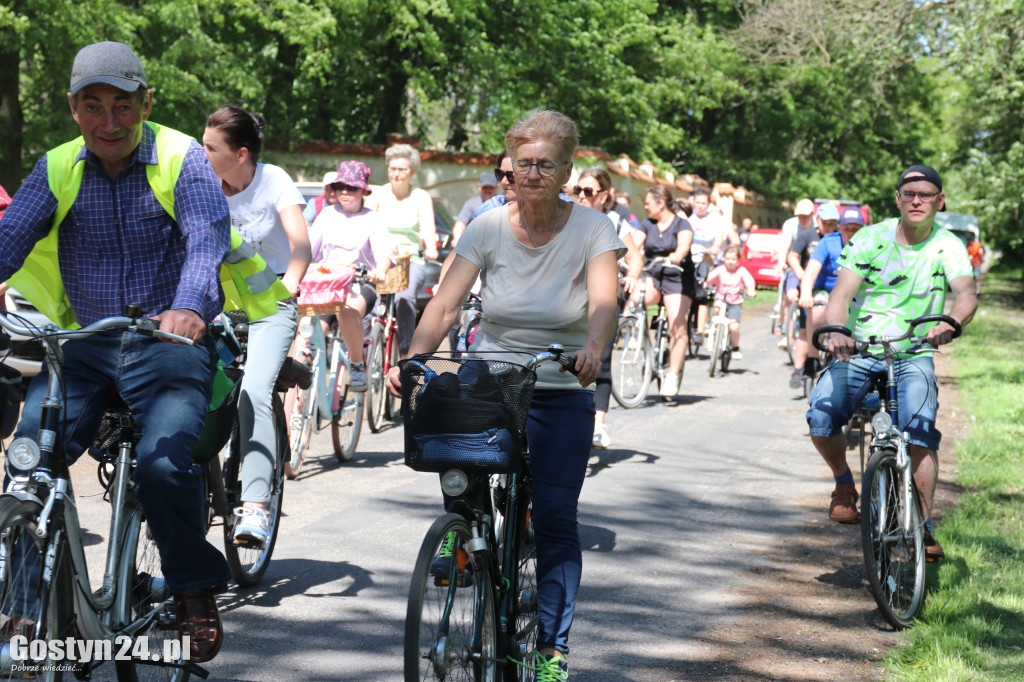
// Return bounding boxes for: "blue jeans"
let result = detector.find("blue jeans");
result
[528,389,595,655]
[14,331,232,593]
[806,355,940,450]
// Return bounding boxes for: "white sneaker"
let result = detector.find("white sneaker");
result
[777,337,788,349]
[349,362,368,392]
[233,507,269,548]
[732,350,743,360]
[660,373,679,398]
[592,424,612,449]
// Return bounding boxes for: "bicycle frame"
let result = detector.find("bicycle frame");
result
[298,316,349,424]
[0,312,198,675]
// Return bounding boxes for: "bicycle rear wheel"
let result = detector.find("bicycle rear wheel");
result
[116,503,191,682]
[222,392,287,587]
[720,341,731,374]
[0,496,73,682]
[366,321,388,433]
[285,361,318,480]
[610,315,652,408]
[860,447,927,629]
[686,305,700,358]
[404,514,497,682]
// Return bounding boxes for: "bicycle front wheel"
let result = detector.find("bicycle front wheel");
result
[708,324,721,378]
[115,503,191,682]
[610,315,652,408]
[860,447,927,629]
[405,514,497,682]
[785,301,800,366]
[222,392,287,587]
[366,321,388,433]
[0,495,74,682]
[503,496,538,682]
[331,370,364,462]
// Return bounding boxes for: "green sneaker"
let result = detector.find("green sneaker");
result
[430,531,456,577]
[526,651,569,682]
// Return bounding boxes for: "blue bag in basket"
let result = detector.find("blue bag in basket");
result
[412,427,519,473]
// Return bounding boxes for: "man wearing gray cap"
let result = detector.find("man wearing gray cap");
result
[0,41,232,662]
[806,165,976,562]
[451,171,498,245]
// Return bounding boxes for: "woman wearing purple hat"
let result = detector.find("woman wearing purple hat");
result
[204,106,312,548]
[304,160,393,386]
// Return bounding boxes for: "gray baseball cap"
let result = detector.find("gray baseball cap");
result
[70,42,147,96]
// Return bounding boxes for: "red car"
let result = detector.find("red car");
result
[739,228,782,287]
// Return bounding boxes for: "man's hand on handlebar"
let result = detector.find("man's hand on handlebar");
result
[827,333,856,363]
[153,309,206,344]
[926,320,959,347]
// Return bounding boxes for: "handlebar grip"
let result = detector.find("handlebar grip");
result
[812,325,852,353]
[561,354,581,377]
[909,314,962,339]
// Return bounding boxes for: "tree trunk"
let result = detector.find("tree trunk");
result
[0,30,23,193]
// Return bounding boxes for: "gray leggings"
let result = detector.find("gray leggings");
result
[395,262,427,356]
[240,299,299,503]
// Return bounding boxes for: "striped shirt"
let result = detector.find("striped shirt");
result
[0,122,230,324]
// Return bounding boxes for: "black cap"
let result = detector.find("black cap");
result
[897,164,942,192]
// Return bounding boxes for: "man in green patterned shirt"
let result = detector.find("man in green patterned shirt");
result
[806,165,977,560]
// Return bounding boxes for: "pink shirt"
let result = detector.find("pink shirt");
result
[706,265,755,305]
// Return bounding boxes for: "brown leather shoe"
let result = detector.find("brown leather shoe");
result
[0,615,36,640]
[174,589,223,663]
[924,532,945,562]
[829,484,860,523]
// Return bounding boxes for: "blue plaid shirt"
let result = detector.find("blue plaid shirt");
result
[0,123,230,324]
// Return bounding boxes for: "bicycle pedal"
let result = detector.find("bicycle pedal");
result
[233,537,265,549]
[432,572,474,588]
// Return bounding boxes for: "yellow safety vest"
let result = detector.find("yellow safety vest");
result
[8,121,289,328]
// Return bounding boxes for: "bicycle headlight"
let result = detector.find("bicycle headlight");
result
[7,437,41,470]
[871,411,893,435]
[440,469,469,497]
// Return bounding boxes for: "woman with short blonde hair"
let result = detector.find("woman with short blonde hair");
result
[389,109,623,679]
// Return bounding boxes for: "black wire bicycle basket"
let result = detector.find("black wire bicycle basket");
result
[400,353,536,473]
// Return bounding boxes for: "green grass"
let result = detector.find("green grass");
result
[883,275,1024,681]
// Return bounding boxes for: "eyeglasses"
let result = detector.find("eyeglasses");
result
[494,169,515,184]
[330,182,359,192]
[511,159,564,177]
[898,190,940,203]
[573,186,600,199]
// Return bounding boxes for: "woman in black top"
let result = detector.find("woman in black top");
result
[635,185,695,397]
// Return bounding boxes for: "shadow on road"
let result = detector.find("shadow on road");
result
[221,558,374,612]
[586,447,658,478]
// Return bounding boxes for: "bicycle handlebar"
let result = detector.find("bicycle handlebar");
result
[811,314,963,354]
[643,257,686,273]
[404,344,580,378]
[0,308,194,346]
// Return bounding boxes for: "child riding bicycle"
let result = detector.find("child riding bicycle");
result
[704,245,756,360]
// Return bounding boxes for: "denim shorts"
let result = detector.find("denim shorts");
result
[806,355,941,449]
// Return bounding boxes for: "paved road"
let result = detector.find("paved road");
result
[72,298,833,680]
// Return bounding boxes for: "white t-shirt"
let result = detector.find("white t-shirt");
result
[455,203,624,390]
[309,205,393,271]
[225,163,305,274]
[689,210,727,261]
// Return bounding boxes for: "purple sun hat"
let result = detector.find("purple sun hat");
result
[335,160,373,194]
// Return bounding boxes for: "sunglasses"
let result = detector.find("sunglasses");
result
[573,185,600,199]
[329,182,360,192]
[494,169,516,184]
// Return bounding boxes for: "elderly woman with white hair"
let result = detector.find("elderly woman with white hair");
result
[367,143,439,357]
[388,109,622,680]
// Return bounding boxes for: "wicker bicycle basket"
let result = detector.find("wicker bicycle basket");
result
[377,253,411,295]
[400,353,537,473]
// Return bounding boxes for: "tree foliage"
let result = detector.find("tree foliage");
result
[0,0,1018,261]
